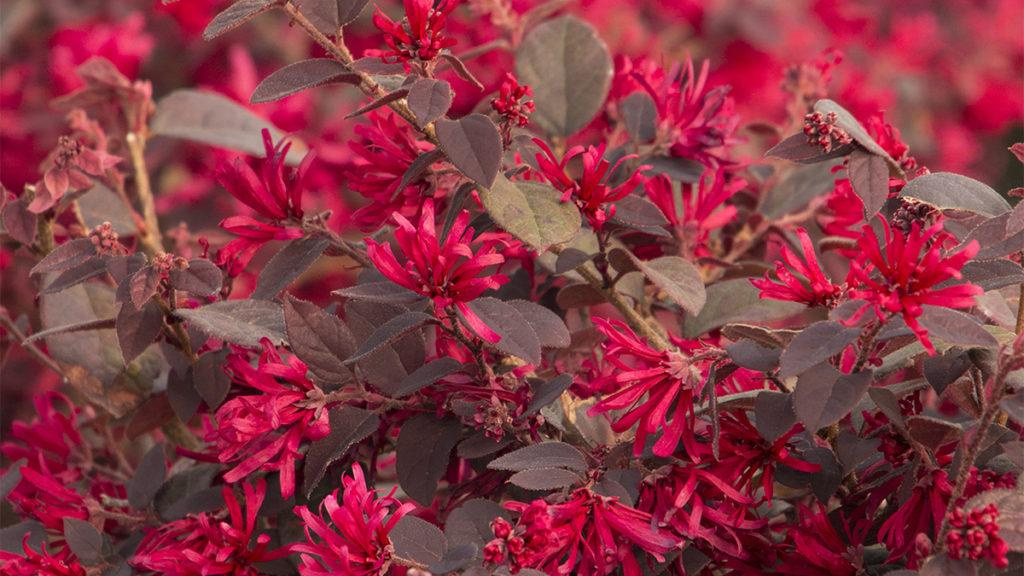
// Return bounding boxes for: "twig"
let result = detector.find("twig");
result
[282,1,439,145]
[125,132,162,257]
[0,313,68,380]
[1016,282,1023,335]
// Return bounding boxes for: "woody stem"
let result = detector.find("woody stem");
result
[126,132,161,257]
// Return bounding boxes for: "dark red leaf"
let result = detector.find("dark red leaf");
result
[192,349,231,410]
[127,444,167,509]
[793,364,872,431]
[175,300,286,348]
[30,238,98,276]
[1,195,36,245]
[343,311,436,366]
[63,518,106,565]
[251,59,358,103]
[203,0,276,40]
[116,299,164,363]
[464,298,541,364]
[396,415,461,505]
[169,259,223,296]
[407,79,453,127]
[252,235,330,300]
[395,357,464,398]
[778,320,861,378]
[302,405,379,497]
[435,114,502,188]
[488,441,587,472]
[283,295,356,386]
[847,149,889,218]
[391,515,447,568]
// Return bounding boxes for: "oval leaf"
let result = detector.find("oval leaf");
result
[489,441,587,472]
[516,15,612,136]
[509,468,580,491]
[793,364,872,431]
[435,114,502,187]
[396,415,461,505]
[901,172,1012,217]
[407,79,453,127]
[251,58,358,103]
[302,406,379,497]
[175,299,286,348]
[778,320,861,379]
[480,174,581,251]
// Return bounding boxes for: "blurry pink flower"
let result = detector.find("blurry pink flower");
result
[0,537,86,576]
[877,468,952,564]
[49,13,154,95]
[945,504,1009,569]
[291,464,415,576]
[646,168,742,257]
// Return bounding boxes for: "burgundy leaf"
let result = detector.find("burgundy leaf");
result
[127,444,167,509]
[525,374,572,415]
[175,300,286,348]
[252,234,329,300]
[169,259,223,296]
[621,91,657,143]
[283,295,356,385]
[396,415,461,505]
[1,195,36,245]
[753,391,796,443]
[345,88,410,119]
[301,0,372,33]
[63,517,106,565]
[343,311,436,366]
[508,468,581,491]
[116,299,164,363]
[847,148,889,218]
[167,367,202,422]
[391,515,447,568]
[793,364,872,431]
[506,300,570,349]
[463,297,541,364]
[30,238,98,276]
[395,357,463,398]
[302,405,379,497]
[192,350,231,410]
[251,59,358,103]
[203,0,276,40]
[332,281,422,305]
[778,320,861,378]
[488,441,587,473]
[435,114,502,188]
[407,78,453,127]
[41,258,109,294]
[901,172,1012,217]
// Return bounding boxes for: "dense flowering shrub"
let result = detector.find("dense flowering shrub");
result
[1,1,1022,575]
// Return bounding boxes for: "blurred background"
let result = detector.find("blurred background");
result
[2,0,1022,431]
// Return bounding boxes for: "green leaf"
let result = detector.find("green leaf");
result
[479,174,580,251]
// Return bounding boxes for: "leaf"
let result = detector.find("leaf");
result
[0,521,45,554]
[464,298,541,364]
[457,433,513,459]
[39,282,130,388]
[444,499,510,555]
[167,367,201,422]
[683,278,804,338]
[398,149,446,192]
[609,193,669,235]
[151,90,306,164]
[765,132,853,163]
[621,92,657,143]
[438,52,484,89]
[847,149,889,218]
[116,299,164,364]
[506,300,570,349]
[284,295,356,385]
[395,358,463,398]
[30,238,97,276]
[918,555,978,576]
[813,99,895,164]
[251,59,357,103]
[641,155,705,182]
[963,210,1024,260]
[621,252,706,314]
[126,266,161,309]
[1,194,35,245]
[41,259,109,294]
[175,300,286,348]
[906,416,962,451]
[526,374,572,415]
[923,349,971,395]
[754,391,796,443]
[203,0,276,40]
[154,464,224,521]
[793,364,872,431]
[169,259,223,296]
[516,15,612,136]
[554,247,593,274]
[332,282,423,306]
[961,260,1024,291]
[302,406,379,497]
[489,441,587,472]
[918,306,997,349]
[725,340,781,372]
[759,161,839,221]
[396,415,461,505]
[345,88,410,119]
[778,320,861,378]
[345,300,425,395]
[480,174,581,251]
[192,350,231,409]
[435,114,502,187]
[63,518,105,565]
[127,444,167,509]
[0,460,23,500]
[407,79,453,127]
[300,0,372,32]
[252,235,330,300]
[1000,392,1024,426]
[901,172,1012,217]
[429,543,478,574]
[343,311,436,365]
[391,516,447,568]
[24,317,117,344]
[509,468,580,491]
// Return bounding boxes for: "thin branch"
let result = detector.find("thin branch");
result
[0,314,68,380]
[126,132,162,257]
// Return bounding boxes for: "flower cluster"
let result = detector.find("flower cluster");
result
[373,0,458,65]
[945,504,1010,569]
[803,110,853,152]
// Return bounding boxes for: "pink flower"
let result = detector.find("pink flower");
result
[587,318,703,458]
[645,168,743,258]
[131,478,285,576]
[49,13,154,95]
[945,504,1009,569]
[346,110,440,230]
[751,227,841,307]
[865,113,917,172]
[633,57,740,167]
[845,219,981,354]
[214,129,310,274]
[291,464,415,576]
[492,73,534,144]
[533,138,646,229]
[366,199,509,341]
[777,503,859,576]
[877,468,953,564]
[205,342,330,499]
[0,537,86,576]
[486,489,678,576]
[373,0,457,65]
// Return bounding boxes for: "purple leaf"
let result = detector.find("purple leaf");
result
[63,518,106,565]
[192,349,231,410]
[301,0,372,33]
[167,367,202,422]
[30,238,97,276]
[525,374,572,415]
[506,300,570,349]
[918,305,997,350]
[778,320,861,379]
[203,0,276,40]
[621,92,657,143]
[622,252,706,314]
[169,259,223,296]
[754,391,796,443]
[1,195,36,245]
[396,415,461,505]
[175,300,286,348]
[116,299,164,363]
[251,59,358,103]
[343,311,436,366]
[793,364,872,431]
[765,132,853,163]
[127,266,162,309]
[252,235,329,300]
[464,298,541,364]
[847,148,889,218]
[508,468,581,491]
[488,441,587,473]
[391,515,447,568]
[332,281,422,304]
[407,79,453,127]
[41,258,109,294]
[444,499,509,555]
[302,406,379,497]
[901,172,1012,217]
[344,300,425,395]
[395,357,463,398]
[283,295,356,385]
[435,114,502,188]
[127,444,167,509]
